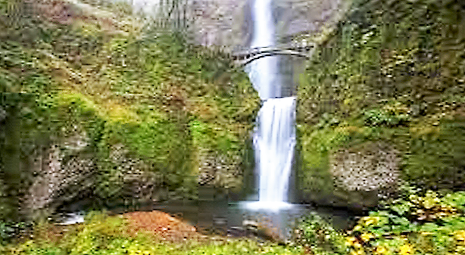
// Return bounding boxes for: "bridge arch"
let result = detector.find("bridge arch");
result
[236,50,312,67]
[230,43,316,68]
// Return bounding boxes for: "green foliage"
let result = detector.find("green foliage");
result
[299,0,465,121]
[404,118,465,190]
[362,103,410,127]
[0,221,31,245]
[189,119,242,154]
[289,189,465,255]
[0,0,259,221]
[345,188,465,255]
[291,212,347,254]
[129,121,189,164]
[298,0,465,194]
[57,93,98,120]
[0,212,303,255]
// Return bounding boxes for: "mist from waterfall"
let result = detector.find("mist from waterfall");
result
[245,0,296,210]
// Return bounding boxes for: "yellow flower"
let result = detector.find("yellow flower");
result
[353,242,362,249]
[353,225,362,231]
[399,244,414,255]
[350,250,365,255]
[361,216,380,227]
[375,246,388,254]
[456,230,465,241]
[346,236,357,246]
[361,232,375,242]
[420,231,432,236]
[365,219,375,226]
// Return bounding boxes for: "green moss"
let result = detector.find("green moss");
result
[297,125,351,195]
[404,118,465,190]
[298,0,465,194]
[0,0,260,213]
[128,120,192,173]
[58,93,98,117]
[1,212,304,255]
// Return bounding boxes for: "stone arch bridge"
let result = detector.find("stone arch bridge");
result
[229,42,316,67]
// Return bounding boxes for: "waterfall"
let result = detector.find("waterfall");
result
[254,98,296,203]
[245,0,296,210]
[247,0,280,99]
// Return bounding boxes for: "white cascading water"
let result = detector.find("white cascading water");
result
[247,0,280,99]
[254,98,296,203]
[245,0,296,210]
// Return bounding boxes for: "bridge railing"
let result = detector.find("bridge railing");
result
[230,41,316,57]
[229,42,316,67]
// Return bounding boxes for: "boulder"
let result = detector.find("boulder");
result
[108,143,165,203]
[299,142,400,208]
[23,131,94,220]
[329,142,399,194]
[197,150,243,191]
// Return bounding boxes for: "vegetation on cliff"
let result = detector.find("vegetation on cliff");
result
[0,0,259,222]
[297,0,465,204]
[2,0,465,254]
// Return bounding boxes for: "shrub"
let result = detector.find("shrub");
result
[290,188,465,255]
[345,188,465,255]
[404,118,465,190]
[362,103,410,127]
[291,212,347,254]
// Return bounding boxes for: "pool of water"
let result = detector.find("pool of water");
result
[57,197,358,241]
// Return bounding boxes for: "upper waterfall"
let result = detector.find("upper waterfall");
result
[246,0,281,99]
[245,0,297,211]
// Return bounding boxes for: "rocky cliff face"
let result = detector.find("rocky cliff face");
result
[133,0,350,50]
[274,0,350,44]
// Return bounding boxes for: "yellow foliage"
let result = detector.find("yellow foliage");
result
[375,246,388,255]
[399,244,414,255]
[360,216,380,227]
[345,236,357,246]
[103,100,140,123]
[350,249,365,255]
[360,232,374,242]
[455,230,465,242]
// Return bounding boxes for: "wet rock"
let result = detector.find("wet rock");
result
[329,142,400,207]
[330,142,399,192]
[197,150,243,190]
[23,132,95,220]
[241,218,285,243]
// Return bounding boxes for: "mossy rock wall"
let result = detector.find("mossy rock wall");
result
[296,0,465,208]
[0,0,259,221]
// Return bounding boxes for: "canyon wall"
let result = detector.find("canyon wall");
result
[133,0,351,50]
